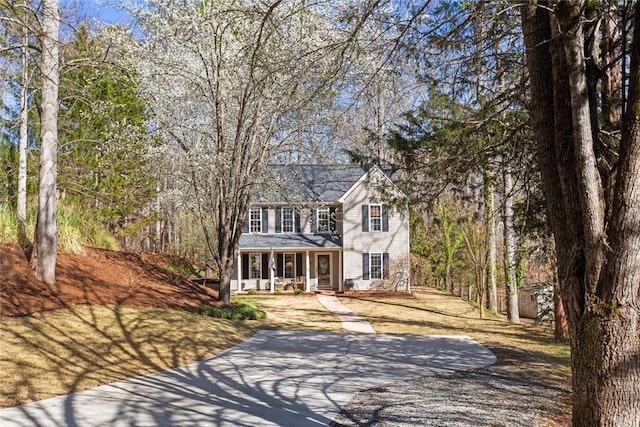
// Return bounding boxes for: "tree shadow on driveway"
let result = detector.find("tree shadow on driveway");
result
[0,330,496,427]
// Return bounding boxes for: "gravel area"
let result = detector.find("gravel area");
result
[331,346,571,427]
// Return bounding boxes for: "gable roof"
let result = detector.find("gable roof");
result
[254,165,367,204]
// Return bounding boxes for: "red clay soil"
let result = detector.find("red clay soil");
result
[0,244,221,317]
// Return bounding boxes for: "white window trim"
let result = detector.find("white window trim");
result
[317,207,330,233]
[370,253,383,280]
[282,207,294,233]
[369,204,382,232]
[250,207,262,234]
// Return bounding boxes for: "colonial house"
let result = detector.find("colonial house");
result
[232,165,410,293]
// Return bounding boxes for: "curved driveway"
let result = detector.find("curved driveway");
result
[0,298,496,426]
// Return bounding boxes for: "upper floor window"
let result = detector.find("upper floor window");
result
[249,208,262,233]
[282,208,294,233]
[369,204,382,231]
[317,207,330,233]
[362,204,388,232]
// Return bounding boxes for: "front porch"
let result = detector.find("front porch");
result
[233,248,343,293]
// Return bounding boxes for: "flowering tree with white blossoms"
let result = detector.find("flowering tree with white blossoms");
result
[130,0,369,303]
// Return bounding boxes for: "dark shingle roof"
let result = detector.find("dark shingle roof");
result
[239,233,342,249]
[255,165,365,204]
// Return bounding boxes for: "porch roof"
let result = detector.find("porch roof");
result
[239,233,342,250]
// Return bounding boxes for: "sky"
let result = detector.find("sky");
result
[65,0,135,27]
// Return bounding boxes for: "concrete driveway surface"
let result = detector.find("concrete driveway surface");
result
[0,330,495,427]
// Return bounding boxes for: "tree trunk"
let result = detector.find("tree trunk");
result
[484,167,497,312]
[522,1,640,424]
[502,163,519,323]
[17,0,29,226]
[553,281,569,341]
[32,0,59,284]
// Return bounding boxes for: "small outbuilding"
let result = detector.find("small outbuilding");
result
[519,283,554,320]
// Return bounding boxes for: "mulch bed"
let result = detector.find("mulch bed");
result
[1,244,220,317]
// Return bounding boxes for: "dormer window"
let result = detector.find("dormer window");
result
[249,208,262,233]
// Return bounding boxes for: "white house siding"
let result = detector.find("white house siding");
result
[341,178,409,291]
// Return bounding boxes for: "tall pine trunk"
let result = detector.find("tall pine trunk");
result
[31,0,59,284]
[484,167,498,312]
[502,163,519,323]
[522,1,640,424]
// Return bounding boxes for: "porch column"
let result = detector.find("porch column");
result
[338,249,343,292]
[305,250,311,292]
[270,256,275,294]
[236,252,241,294]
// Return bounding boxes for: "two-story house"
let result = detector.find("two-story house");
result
[232,165,409,293]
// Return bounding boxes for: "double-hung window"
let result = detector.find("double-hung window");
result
[282,208,294,233]
[370,253,383,279]
[249,208,262,233]
[369,204,382,231]
[363,252,389,280]
[317,207,330,233]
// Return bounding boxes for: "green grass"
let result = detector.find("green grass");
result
[194,300,267,320]
[0,202,118,252]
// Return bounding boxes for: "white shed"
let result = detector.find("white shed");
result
[519,283,553,320]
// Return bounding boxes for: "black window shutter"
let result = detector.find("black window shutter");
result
[277,253,284,277]
[362,205,369,232]
[261,253,269,278]
[330,207,337,232]
[383,253,390,279]
[295,210,300,233]
[242,212,249,233]
[296,253,303,277]
[242,254,249,279]
[362,253,370,280]
[311,209,317,233]
[262,209,268,233]
[382,205,389,232]
[275,208,282,233]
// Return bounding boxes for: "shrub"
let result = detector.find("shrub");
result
[274,290,282,295]
[247,289,257,295]
[294,287,304,295]
[0,202,118,252]
[164,258,206,279]
[194,300,266,320]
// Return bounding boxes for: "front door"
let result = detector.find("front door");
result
[317,254,332,290]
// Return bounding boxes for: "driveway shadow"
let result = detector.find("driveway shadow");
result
[0,330,495,426]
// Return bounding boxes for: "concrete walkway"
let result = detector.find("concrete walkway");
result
[0,296,496,427]
[316,293,376,333]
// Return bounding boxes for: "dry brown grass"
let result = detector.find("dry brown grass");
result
[338,287,572,426]
[338,287,571,378]
[0,305,256,407]
[1,287,570,422]
[0,294,339,408]
[238,294,343,332]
